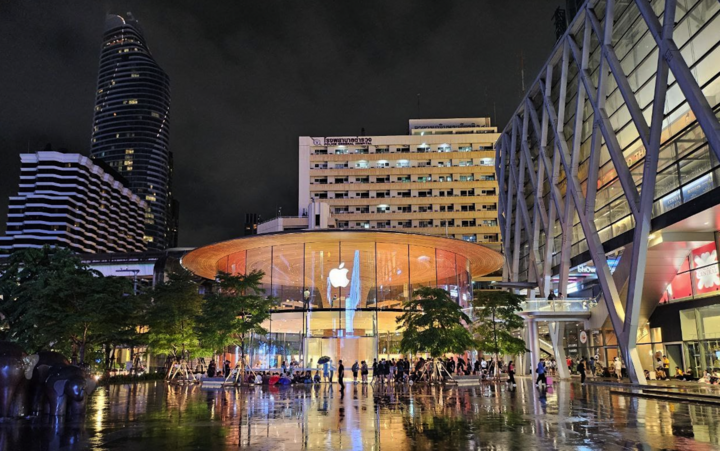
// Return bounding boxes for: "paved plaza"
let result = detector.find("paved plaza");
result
[3,378,720,450]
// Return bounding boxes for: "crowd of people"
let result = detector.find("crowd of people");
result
[197,353,720,388]
[197,355,518,386]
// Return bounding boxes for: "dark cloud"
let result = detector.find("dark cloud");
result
[0,0,561,247]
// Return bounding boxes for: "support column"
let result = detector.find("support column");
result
[519,325,531,376]
[529,318,540,383]
[550,322,571,380]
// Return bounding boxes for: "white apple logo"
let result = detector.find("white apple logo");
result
[329,262,350,288]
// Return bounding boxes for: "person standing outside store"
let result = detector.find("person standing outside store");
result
[361,361,369,384]
[323,360,330,383]
[351,361,359,384]
[577,358,586,385]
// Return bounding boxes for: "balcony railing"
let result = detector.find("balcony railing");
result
[520,298,597,313]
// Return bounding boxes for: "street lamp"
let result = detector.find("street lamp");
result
[116,268,140,294]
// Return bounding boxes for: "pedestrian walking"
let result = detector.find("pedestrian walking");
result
[536,359,547,386]
[577,358,586,384]
[614,357,622,381]
[371,358,378,383]
[361,361,369,383]
[507,360,516,386]
[338,360,344,385]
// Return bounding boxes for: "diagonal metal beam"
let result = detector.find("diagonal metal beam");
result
[540,77,626,328]
[509,121,521,282]
[507,128,542,286]
[587,8,652,150]
[515,113,550,236]
[539,64,558,296]
[634,0,720,159]
[567,37,641,222]
[620,0,677,386]
[557,39,575,295]
[526,96,567,232]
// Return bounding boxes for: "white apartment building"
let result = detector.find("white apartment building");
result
[298,118,501,252]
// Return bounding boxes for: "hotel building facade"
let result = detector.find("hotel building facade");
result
[298,118,502,255]
[0,151,147,256]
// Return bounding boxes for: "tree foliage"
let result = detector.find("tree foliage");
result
[198,271,275,364]
[472,290,526,359]
[144,270,205,359]
[396,286,475,358]
[0,246,142,365]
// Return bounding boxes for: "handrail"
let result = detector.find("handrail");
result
[520,298,596,313]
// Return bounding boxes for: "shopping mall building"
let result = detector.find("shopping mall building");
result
[497,0,720,382]
[182,230,502,367]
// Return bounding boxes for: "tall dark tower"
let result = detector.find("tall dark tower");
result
[90,13,176,250]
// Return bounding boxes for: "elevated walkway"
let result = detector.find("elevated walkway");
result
[519,298,595,321]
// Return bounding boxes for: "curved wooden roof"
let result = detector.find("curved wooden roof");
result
[181,230,503,281]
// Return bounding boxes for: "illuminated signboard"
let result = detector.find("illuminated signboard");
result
[312,137,373,146]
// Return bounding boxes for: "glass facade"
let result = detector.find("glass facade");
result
[213,239,474,367]
[505,0,720,281]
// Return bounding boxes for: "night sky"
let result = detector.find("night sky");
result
[0,1,560,247]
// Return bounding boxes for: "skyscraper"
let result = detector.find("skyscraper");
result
[90,13,177,249]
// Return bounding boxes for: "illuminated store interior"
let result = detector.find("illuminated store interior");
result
[182,230,503,367]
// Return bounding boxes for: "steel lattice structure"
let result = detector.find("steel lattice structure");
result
[497,0,720,383]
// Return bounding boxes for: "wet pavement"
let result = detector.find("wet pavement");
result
[3,378,720,450]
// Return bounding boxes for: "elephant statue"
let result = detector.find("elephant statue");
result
[0,341,38,418]
[44,365,96,417]
[28,351,70,416]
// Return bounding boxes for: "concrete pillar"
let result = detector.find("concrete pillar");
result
[529,318,540,383]
[518,325,531,376]
[550,322,571,379]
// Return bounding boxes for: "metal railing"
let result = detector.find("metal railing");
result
[520,298,597,313]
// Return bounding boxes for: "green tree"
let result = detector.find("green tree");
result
[472,290,526,378]
[198,271,275,373]
[93,276,147,371]
[396,286,475,358]
[0,246,142,365]
[145,270,205,362]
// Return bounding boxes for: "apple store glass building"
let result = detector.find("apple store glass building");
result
[182,230,503,367]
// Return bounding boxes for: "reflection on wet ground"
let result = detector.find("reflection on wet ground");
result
[3,378,720,450]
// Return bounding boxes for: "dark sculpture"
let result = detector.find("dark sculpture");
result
[0,341,96,419]
[0,341,36,418]
[29,351,70,415]
[44,365,94,417]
